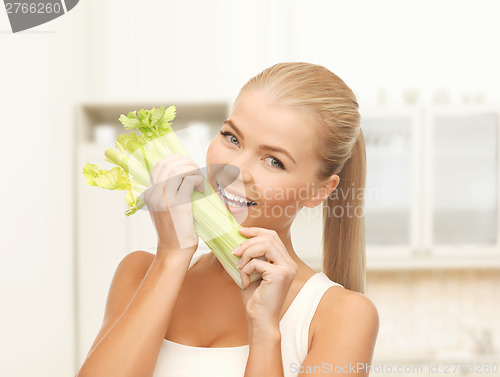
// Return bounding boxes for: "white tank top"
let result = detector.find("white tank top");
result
[152,242,343,377]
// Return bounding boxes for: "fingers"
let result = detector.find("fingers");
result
[145,154,206,211]
[237,227,276,237]
[150,154,202,187]
[240,258,269,289]
[239,258,296,289]
[234,239,285,268]
[233,227,293,267]
[142,154,205,252]
[176,175,204,203]
[232,227,298,289]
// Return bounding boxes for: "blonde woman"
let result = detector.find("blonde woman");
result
[76,62,379,377]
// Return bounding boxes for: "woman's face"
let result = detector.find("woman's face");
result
[206,89,334,231]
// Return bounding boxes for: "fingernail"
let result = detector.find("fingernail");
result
[237,259,242,269]
[239,227,248,232]
[232,246,241,255]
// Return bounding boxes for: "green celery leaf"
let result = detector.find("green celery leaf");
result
[164,105,176,122]
[82,163,131,191]
[119,114,142,130]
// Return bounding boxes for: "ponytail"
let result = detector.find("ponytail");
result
[322,129,366,293]
[237,62,366,293]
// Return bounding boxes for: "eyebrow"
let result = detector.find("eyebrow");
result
[223,120,297,165]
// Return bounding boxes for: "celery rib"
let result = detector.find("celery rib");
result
[83,105,262,288]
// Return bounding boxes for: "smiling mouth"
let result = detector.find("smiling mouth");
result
[218,183,257,207]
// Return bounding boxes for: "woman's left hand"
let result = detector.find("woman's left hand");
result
[233,227,299,328]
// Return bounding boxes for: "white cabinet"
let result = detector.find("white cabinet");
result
[364,106,500,269]
[427,108,498,249]
[363,108,421,257]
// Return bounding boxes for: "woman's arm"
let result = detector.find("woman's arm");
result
[245,323,285,377]
[76,154,204,376]
[298,288,379,377]
[75,250,192,377]
[233,227,298,377]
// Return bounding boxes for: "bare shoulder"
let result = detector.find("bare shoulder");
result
[84,250,155,357]
[101,249,156,323]
[104,250,155,323]
[115,250,156,280]
[301,286,379,373]
[322,285,378,322]
[311,284,379,352]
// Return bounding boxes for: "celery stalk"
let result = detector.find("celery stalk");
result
[104,148,150,187]
[82,105,261,288]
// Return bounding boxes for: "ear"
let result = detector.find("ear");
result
[303,175,340,208]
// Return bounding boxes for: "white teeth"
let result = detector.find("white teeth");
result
[219,184,255,206]
[225,190,247,204]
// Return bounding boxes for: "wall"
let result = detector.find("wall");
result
[79,0,500,106]
[367,270,500,361]
[0,6,85,377]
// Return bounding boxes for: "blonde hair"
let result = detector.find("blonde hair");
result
[236,62,366,293]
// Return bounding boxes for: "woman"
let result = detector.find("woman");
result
[76,62,379,377]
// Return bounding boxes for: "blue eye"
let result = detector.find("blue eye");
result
[220,131,239,145]
[266,156,286,170]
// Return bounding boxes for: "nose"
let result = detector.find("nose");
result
[226,154,253,183]
[221,164,251,184]
[216,152,253,190]
[219,162,251,199]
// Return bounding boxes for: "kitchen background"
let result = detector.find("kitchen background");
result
[1,1,499,376]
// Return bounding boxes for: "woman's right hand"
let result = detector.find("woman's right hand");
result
[143,154,205,260]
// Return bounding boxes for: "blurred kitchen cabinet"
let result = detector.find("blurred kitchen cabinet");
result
[74,101,229,366]
[363,106,500,268]
[425,107,499,255]
[363,108,421,258]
